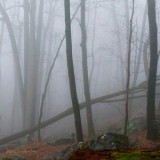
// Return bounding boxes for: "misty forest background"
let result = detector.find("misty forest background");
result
[0,0,159,144]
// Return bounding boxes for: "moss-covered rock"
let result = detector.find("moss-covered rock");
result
[79,132,129,150]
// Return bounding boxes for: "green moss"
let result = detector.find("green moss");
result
[113,152,141,160]
[112,151,160,160]
[0,155,25,160]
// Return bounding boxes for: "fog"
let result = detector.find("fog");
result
[0,0,159,142]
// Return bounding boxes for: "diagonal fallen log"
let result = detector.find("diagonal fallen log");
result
[1,80,160,146]
[0,85,146,146]
[101,92,160,103]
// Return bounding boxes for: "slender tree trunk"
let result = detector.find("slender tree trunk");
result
[25,0,37,129]
[0,2,25,126]
[35,0,44,109]
[132,4,147,87]
[37,2,81,140]
[37,0,56,112]
[23,0,30,129]
[89,1,97,85]
[147,0,158,140]
[112,1,125,89]
[64,0,83,142]
[11,8,23,132]
[0,0,5,55]
[0,0,5,84]
[125,0,129,54]
[36,0,44,57]
[0,5,5,97]
[80,0,95,138]
[143,36,149,79]
[124,0,134,136]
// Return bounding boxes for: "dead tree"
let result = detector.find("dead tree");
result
[124,0,135,135]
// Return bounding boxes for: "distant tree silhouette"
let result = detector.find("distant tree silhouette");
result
[124,0,134,136]
[80,0,95,138]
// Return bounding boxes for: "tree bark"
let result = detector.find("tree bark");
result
[80,0,95,138]
[147,0,158,140]
[64,0,83,142]
[37,2,81,141]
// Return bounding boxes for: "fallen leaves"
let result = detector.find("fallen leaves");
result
[0,130,160,160]
[0,141,69,160]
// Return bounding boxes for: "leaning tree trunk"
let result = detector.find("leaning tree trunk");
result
[38,2,81,141]
[80,0,95,138]
[0,2,25,126]
[0,81,156,146]
[64,0,83,142]
[147,0,158,140]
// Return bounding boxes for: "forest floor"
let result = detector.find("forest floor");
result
[0,130,160,160]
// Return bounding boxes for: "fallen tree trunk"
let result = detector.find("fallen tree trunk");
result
[0,80,159,146]
[102,92,160,103]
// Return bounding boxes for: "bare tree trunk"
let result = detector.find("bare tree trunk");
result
[143,36,150,79]
[112,1,125,89]
[25,0,37,130]
[39,2,55,78]
[37,3,81,140]
[124,0,134,136]
[11,10,23,132]
[36,0,44,57]
[23,0,30,129]
[0,0,5,84]
[132,4,147,87]
[89,1,97,85]
[80,0,95,138]
[35,0,44,109]
[64,0,83,142]
[0,0,5,103]
[125,0,129,55]
[147,0,158,140]
[0,2,25,126]
[0,0,5,55]
[37,0,56,112]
